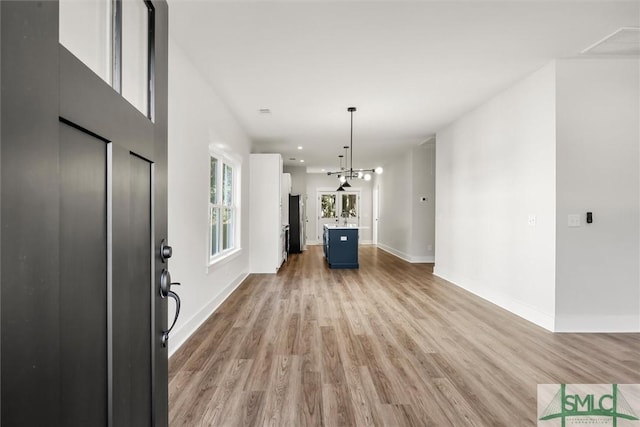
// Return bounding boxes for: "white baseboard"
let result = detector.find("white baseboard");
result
[377,243,435,263]
[554,314,640,333]
[433,270,555,332]
[307,240,321,245]
[168,271,249,357]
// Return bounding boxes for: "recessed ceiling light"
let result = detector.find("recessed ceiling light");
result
[300,159,305,163]
[258,108,271,114]
[321,168,325,172]
[297,146,303,150]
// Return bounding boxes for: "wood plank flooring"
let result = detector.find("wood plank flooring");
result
[169,246,640,426]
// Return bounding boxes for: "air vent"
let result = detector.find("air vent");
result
[581,27,640,56]
[258,108,271,114]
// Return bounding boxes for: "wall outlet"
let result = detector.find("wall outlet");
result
[568,214,581,227]
[528,214,536,226]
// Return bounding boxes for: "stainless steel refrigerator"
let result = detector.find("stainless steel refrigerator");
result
[288,194,304,253]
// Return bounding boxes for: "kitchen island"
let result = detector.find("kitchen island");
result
[323,224,359,269]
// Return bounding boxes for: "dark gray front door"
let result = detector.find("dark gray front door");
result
[1,1,169,425]
[112,147,154,427]
[59,122,109,426]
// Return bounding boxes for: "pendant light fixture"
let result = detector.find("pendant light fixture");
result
[341,146,352,188]
[336,154,346,191]
[327,107,383,191]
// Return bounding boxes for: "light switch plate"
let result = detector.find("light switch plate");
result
[568,214,581,227]
[528,214,536,226]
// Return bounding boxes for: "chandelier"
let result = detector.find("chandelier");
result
[326,107,383,191]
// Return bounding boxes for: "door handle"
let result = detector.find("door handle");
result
[160,269,180,297]
[159,268,182,347]
[161,290,181,347]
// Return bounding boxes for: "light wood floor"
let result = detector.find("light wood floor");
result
[169,246,640,426]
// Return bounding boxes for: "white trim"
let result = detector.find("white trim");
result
[580,27,640,54]
[208,144,243,166]
[316,189,361,240]
[206,247,243,274]
[167,271,249,358]
[433,270,555,332]
[207,151,241,266]
[554,315,640,333]
[377,243,435,263]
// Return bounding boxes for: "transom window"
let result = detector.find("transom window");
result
[59,0,155,119]
[209,153,240,263]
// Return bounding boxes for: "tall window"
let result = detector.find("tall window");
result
[209,154,239,262]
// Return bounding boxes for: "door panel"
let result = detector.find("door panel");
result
[318,193,338,239]
[112,146,154,426]
[128,153,153,426]
[59,122,108,427]
[111,145,133,425]
[341,193,359,223]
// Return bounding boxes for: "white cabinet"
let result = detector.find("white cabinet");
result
[249,153,284,273]
[281,172,291,226]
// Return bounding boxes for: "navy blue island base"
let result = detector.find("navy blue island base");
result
[323,225,359,269]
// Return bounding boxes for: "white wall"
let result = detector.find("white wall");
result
[410,142,436,260]
[167,36,251,356]
[377,151,412,256]
[305,173,373,244]
[555,59,640,332]
[283,165,307,196]
[435,63,557,331]
[376,142,436,263]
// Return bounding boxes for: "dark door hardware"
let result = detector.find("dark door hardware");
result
[161,290,180,347]
[160,239,173,263]
[159,268,181,347]
[159,269,180,297]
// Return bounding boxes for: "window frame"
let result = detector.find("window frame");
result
[114,0,155,120]
[208,150,241,267]
[59,0,155,120]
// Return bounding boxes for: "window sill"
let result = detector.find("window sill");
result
[206,247,242,274]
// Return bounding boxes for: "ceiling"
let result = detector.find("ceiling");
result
[169,1,639,171]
